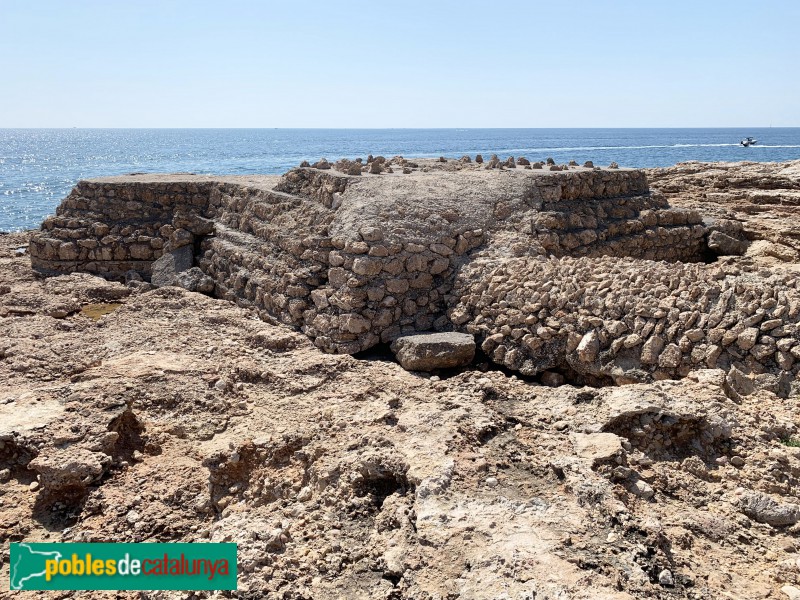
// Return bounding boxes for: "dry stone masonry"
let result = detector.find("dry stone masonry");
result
[29,157,795,391]
[453,254,800,394]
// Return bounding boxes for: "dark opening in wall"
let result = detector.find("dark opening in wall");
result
[699,244,720,265]
[352,342,395,363]
[352,340,617,388]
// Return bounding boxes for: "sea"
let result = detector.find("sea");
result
[2,127,800,232]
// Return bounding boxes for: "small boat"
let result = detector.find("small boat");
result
[740,137,758,147]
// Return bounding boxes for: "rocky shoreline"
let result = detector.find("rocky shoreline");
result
[3,159,800,599]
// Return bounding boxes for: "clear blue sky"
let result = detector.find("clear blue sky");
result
[1,0,798,127]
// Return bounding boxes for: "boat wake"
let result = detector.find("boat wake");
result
[402,143,800,158]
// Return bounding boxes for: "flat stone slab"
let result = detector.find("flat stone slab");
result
[570,432,623,465]
[390,332,476,372]
[0,390,65,437]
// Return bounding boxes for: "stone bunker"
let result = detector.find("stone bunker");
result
[28,157,800,393]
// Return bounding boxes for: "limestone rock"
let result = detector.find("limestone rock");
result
[169,227,194,250]
[29,447,109,493]
[576,330,600,362]
[640,336,664,365]
[782,586,800,600]
[708,230,748,256]
[658,569,674,587]
[658,343,682,368]
[151,245,194,287]
[571,432,622,465]
[739,491,800,527]
[632,479,655,499]
[175,267,215,294]
[390,332,475,371]
[737,328,759,351]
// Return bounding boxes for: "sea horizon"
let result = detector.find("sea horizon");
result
[3,126,800,130]
[3,127,800,232]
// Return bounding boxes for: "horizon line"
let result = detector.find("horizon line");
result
[1,126,798,131]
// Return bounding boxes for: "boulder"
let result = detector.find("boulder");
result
[151,245,194,287]
[707,230,748,256]
[739,491,800,527]
[576,330,600,362]
[391,332,475,371]
[175,267,215,294]
[29,447,109,493]
[168,227,194,250]
[782,587,800,600]
[335,159,362,175]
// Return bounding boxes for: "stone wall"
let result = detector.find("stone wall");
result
[451,255,800,393]
[533,196,705,261]
[200,182,334,332]
[29,179,214,277]
[272,166,708,353]
[30,162,715,358]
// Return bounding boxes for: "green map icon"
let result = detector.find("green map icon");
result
[9,542,237,591]
[10,543,63,590]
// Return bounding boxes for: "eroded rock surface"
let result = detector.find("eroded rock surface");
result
[9,159,800,598]
[647,160,800,263]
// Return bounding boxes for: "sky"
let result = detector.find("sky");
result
[0,0,798,128]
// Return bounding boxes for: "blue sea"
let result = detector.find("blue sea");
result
[2,128,800,232]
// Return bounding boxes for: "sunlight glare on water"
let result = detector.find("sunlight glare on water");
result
[1,127,799,232]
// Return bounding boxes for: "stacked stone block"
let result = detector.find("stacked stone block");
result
[29,180,213,277]
[451,255,800,392]
[30,163,722,361]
